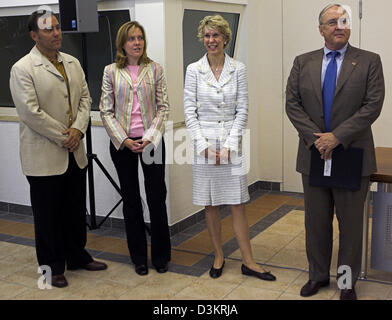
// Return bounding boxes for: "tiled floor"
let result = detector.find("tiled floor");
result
[1,190,392,300]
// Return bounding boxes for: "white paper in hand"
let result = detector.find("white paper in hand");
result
[324,159,332,177]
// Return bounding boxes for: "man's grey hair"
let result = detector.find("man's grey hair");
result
[318,3,343,25]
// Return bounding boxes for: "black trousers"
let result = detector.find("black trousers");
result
[110,139,171,267]
[26,153,93,275]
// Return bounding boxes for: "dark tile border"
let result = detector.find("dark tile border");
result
[0,202,9,212]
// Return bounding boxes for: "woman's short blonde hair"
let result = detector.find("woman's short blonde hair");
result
[197,15,232,48]
[115,21,152,68]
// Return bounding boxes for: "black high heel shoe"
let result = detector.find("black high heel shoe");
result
[209,260,225,279]
[241,264,276,281]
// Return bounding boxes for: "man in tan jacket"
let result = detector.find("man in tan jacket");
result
[10,10,107,288]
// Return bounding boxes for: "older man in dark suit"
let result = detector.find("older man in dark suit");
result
[286,4,385,300]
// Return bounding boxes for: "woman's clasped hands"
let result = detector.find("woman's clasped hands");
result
[124,138,151,153]
[204,146,230,165]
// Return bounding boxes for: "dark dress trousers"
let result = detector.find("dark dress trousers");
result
[27,153,93,275]
[285,44,385,285]
[110,139,171,268]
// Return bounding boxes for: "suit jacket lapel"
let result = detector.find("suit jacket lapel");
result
[198,54,219,88]
[137,63,149,85]
[60,53,73,83]
[334,45,358,97]
[309,49,324,108]
[31,46,63,79]
[119,67,134,88]
[219,54,235,87]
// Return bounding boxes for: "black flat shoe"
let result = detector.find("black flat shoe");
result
[155,263,169,274]
[209,260,225,279]
[241,264,276,281]
[135,264,148,276]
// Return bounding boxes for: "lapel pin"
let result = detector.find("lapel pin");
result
[352,62,357,66]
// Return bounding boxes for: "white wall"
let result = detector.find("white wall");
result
[134,0,165,66]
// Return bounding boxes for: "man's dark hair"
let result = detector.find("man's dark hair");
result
[27,10,54,32]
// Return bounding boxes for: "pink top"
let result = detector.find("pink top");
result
[127,65,145,138]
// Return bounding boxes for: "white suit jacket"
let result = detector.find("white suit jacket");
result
[184,53,248,155]
[10,46,91,176]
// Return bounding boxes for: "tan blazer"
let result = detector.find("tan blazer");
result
[286,44,385,176]
[10,46,91,176]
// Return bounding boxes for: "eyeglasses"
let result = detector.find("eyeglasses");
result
[322,17,350,28]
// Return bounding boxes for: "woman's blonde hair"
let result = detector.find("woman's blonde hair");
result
[197,15,232,48]
[115,21,151,68]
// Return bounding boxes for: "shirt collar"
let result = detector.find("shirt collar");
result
[323,42,348,58]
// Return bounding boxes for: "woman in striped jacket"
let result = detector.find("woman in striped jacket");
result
[99,21,171,276]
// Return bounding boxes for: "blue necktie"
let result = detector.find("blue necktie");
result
[322,51,340,132]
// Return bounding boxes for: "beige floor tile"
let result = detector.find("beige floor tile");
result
[267,248,308,270]
[278,292,306,300]
[11,287,71,300]
[284,271,338,300]
[119,285,176,300]
[287,209,305,216]
[284,236,306,251]
[0,259,27,279]
[2,248,37,265]
[69,279,131,300]
[175,278,238,300]
[5,264,42,289]
[170,294,201,300]
[0,280,30,299]
[250,232,296,250]
[241,266,303,292]
[277,212,304,226]
[118,272,195,300]
[0,242,31,260]
[224,284,281,300]
[264,222,304,237]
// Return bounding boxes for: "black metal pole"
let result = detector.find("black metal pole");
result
[81,32,98,230]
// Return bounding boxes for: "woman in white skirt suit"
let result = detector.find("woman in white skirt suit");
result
[184,15,276,281]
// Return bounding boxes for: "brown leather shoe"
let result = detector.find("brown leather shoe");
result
[300,279,330,297]
[340,288,357,300]
[51,274,68,288]
[82,260,108,271]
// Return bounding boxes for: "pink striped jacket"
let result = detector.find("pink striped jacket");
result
[99,61,169,150]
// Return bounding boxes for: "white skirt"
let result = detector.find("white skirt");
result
[191,141,250,206]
